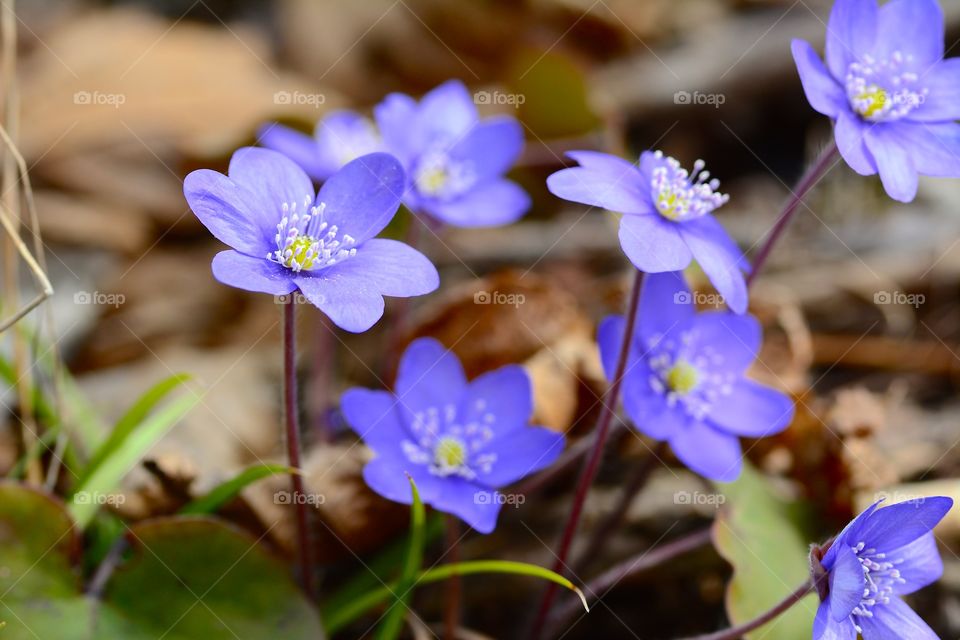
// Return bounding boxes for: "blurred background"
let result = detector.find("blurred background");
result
[4,0,960,637]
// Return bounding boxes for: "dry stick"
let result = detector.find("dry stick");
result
[443,515,462,640]
[282,299,318,601]
[530,270,645,640]
[679,579,814,640]
[548,527,713,635]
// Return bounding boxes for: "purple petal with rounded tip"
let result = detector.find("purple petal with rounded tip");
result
[835,111,877,175]
[395,337,468,414]
[416,80,478,142]
[618,214,694,272]
[228,147,315,233]
[294,271,385,333]
[314,110,383,177]
[450,116,523,182]
[329,238,438,298]
[826,0,877,78]
[898,121,960,177]
[211,250,295,295]
[458,365,532,438]
[669,420,742,482]
[709,379,794,437]
[431,477,501,534]
[680,219,748,314]
[340,388,409,452]
[857,595,939,639]
[374,93,419,164]
[257,123,328,181]
[890,533,944,596]
[567,150,643,178]
[792,39,846,118]
[184,169,273,256]
[855,496,952,555]
[637,271,696,343]
[864,126,919,202]
[597,315,627,381]
[547,161,651,214]
[476,426,564,487]
[875,0,943,66]
[689,312,761,373]
[425,179,530,227]
[912,59,960,122]
[828,545,866,621]
[315,152,405,243]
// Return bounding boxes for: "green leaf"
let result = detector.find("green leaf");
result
[69,392,199,528]
[325,560,587,634]
[714,462,816,639]
[179,464,293,515]
[75,374,192,489]
[376,476,426,640]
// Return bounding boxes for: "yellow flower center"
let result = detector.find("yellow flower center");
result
[855,85,888,119]
[284,236,317,270]
[434,437,467,469]
[656,192,686,220]
[417,166,449,196]
[666,360,699,395]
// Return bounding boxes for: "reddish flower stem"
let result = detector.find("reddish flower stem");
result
[679,579,814,640]
[283,299,318,601]
[530,269,645,639]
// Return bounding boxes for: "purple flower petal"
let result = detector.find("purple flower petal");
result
[315,152,405,243]
[425,178,530,227]
[618,214,694,272]
[823,500,883,569]
[340,388,409,452]
[431,477,501,534]
[228,147,316,232]
[814,602,857,640]
[864,125,919,202]
[315,110,383,175]
[791,39,847,118]
[835,111,878,176]
[597,315,627,381]
[621,373,688,440]
[416,80,478,141]
[395,337,468,414]
[374,93,419,164]
[637,271,697,343]
[449,116,523,183]
[211,250,295,295]
[709,379,794,437]
[826,0,877,78]
[363,456,443,505]
[875,0,943,67]
[547,162,651,214]
[855,497,952,555]
[568,150,644,179]
[294,271,385,333]
[329,238,438,298]
[679,217,748,314]
[889,533,944,596]
[857,595,939,639]
[475,426,564,487]
[257,123,328,181]
[912,59,960,122]
[458,365,532,437]
[689,312,761,373]
[829,545,867,621]
[669,420,742,482]
[184,169,273,256]
[899,122,960,177]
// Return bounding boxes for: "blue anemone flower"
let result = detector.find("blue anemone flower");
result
[814,497,952,639]
[792,0,960,202]
[596,272,793,481]
[341,338,565,533]
[184,148,438,333]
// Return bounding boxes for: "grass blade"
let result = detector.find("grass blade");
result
[376,475,426,640]
[179,463,293,515]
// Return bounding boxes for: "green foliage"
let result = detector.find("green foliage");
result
[179,463,293,515]
[376,476,426,640]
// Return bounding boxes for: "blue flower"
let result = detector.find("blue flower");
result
[340,338,565,533]
[547,151,749,314]
[814,497,952,639]
[596,272,793,481]
[258,110,383,182]
[184,147,438,333]
[792,0,960,202]
[374,80,530,227]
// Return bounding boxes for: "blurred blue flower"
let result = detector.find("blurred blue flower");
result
[814,497,952,639]
[258,111,383,182]
[374,80,530,227]
[547,150,748,314]
[596,272,793,481]
[792,0,960,202]
[184,147,438,332]
[341,338,564,533]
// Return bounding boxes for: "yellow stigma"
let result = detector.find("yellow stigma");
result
[656,192,685,220]
[417,166,449,196]
[285,236,317,270]
[856,85,888,119]
[666,361,699,395]
[434,437,467,469]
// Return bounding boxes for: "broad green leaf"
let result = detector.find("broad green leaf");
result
[69,393,199,528]
[714,462,816,639]
[507,50,599,139]
[376,476,426,640]
[75,373,192,488]
[179,463,293,515]
[325,559,587,634]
